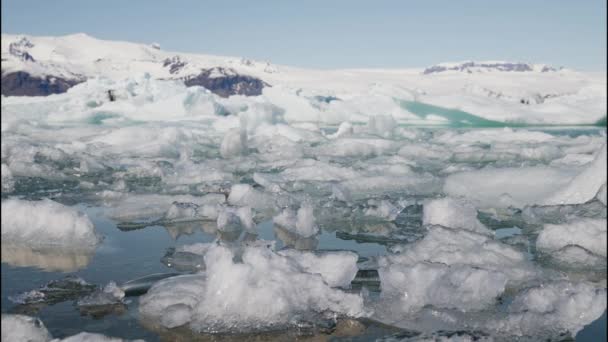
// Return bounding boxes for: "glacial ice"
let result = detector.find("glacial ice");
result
[536,218,607,265]
[422,197,492,235]
[1,68,607,339]
[379,262,508,312]
[77,281,125,307]
[277,249,359,288]
[220,128,247,158]
[1,314,52,342]
[1,314,142,342]
[544,143,607,205]
[489,281,607,337]
[382,226,538,286]
[1,163,13,192]
[140,245,365,333]
[273,202,319,238]
[216,205,255,232]
[1,199,99,248]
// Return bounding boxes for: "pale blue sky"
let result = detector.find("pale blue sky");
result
[2,0,606,70]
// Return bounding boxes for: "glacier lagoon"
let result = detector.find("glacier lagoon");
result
[1,100,606,340]
[1,36,607,340]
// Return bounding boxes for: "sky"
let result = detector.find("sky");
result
[2,0,606,70]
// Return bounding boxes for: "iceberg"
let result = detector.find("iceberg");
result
[1,199,99,248]
[140,245,366,333]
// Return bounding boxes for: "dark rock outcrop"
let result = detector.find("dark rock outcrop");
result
[423,62,542,74]
[1,71,83,96]
[184,67,268,97]
[163,56,187,74]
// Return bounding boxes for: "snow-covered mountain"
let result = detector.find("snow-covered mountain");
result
[1,33,606,125]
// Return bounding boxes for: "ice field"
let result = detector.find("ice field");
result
[1,34,607,341]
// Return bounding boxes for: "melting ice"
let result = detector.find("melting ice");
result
[1,74,606,340]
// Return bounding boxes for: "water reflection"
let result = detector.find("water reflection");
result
[274,225,318,250]
[1,243,95,272]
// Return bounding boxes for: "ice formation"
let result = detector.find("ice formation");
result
[1,314,141,342]
[544,143,607,205]
[536,218,607,265]
[373,225,543,330]
[216,206,255,232]
[490,281,607,338]
[1,314,52,342]
[77,281,125,307]
[273,202,319,238]
[422,197,492,235]
[277,249,359,288]
[140,245,365,332]
[1,199,99,247]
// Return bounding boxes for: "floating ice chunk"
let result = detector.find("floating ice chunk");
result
[383,226,537,286]
[310,138,399,158]
[331,184,352,202]
[379,262,508,312]
[295,202,318,238]
[77,281,125,307]
[277,249,359,287]
[423,197,492,236]
[437,128,555,144]
[217,206,254,232]
[227,184,274,210]
[274,203,318,238]
[327,121,354,139]
[1,314,143,342]
[368,115,396,138]
[140,245,365,333]
[1,314,52,342]
[398,144,450,160]
[340,174,442,200]
[1,163,14,193]
[550,153,596,167]
[1,199,98,248]
[220,128,247,158]
[544,144,607,205]
[106,194,225,221]
[278,159,360,182]
[536,218,607,263]
[444,166,578,208]
[491,281,607,337]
